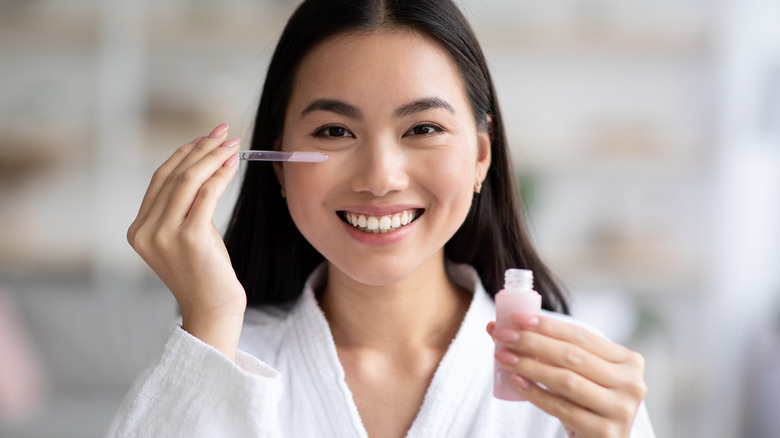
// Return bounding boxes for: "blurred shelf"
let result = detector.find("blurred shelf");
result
[145,3,293,51]
[479,29,710,56]
[513,155,712,180]
[545,249,704,295]
[0,1,98,50]
[471,0,711,55]
[510,130,712,178]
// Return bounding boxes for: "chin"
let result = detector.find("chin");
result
[327,257,424,288]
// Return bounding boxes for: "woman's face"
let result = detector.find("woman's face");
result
[279,29,491,287]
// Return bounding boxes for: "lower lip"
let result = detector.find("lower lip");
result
[340,216,418,246]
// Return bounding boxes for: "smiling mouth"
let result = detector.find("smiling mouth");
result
[338,209,423,233]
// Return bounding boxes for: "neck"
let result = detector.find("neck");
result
[318,256,470,356]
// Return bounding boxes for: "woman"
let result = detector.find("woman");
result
[114,1,654,437]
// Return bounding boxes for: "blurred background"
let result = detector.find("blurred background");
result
[0,0,778,436]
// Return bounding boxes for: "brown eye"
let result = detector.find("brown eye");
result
[315,125,353,138]
[405,124,442,136]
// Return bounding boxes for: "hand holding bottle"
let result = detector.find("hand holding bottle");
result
[488,313,647,438]
[127,124,246,360]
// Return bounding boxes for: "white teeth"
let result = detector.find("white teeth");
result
[378,216,391,231]
[343,209,418,233]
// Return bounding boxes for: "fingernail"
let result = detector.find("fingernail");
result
[511,313,540,327]
[221,137,240,148]
[223,154,238,168]
[512,374,531,390]
[191,135,206,144]
[208,123,229,139]
[494,328,520,343]
[495,350,519,365]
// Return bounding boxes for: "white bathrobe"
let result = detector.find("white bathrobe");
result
[109,264,655,437]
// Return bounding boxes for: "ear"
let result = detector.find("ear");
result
[273,161,284,187]
[271,137,285,189]
[475,115,492,183]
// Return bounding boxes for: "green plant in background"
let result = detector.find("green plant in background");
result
[516,170,538,216]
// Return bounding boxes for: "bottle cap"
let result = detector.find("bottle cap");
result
[504,269,533,290]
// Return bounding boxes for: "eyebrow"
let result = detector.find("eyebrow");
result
[301,99,363,120]
[300,96,456,120]
[395,97,456,118]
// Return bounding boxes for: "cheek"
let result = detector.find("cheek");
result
[283,157,350,200]
[412,150,477,233]
[283,165,333,224]
[420,149,477,200]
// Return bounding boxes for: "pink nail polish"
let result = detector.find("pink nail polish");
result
[494,269,541,401]
[221,137,240,148]
[494,328,520,343]
[223,154,238,168]
[208,123,229,139]
[495,349,519,365]
[511,313,540,327]
[512,374,531,390]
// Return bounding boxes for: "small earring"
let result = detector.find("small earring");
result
[474,178,483,194]
[280,185,286,198]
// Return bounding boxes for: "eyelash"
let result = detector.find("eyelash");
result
[404,123,444,137]
[313,125,354,139]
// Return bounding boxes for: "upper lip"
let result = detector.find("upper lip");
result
[337,205,424,216]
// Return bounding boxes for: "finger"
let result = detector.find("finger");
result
[158,137,241,227]
[133,141,196,225]
[185,150,240,226]
[511,314,635,364]
[497,351,622,418]
[511,375,610,437]
[486,321,496,336]
[133,124,227,226]
[169,123,230,176]
[146,124,230,222]
[492,328,623,388]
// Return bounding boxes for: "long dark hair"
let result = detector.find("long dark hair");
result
[224,0,569,314]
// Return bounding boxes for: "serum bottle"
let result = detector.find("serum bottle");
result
[493,268,542,401]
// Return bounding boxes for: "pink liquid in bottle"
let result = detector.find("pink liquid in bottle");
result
[494,268,541,401]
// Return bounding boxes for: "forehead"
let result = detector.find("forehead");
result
[289,29,469,111]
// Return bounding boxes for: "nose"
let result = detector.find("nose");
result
[349,138,409,197]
